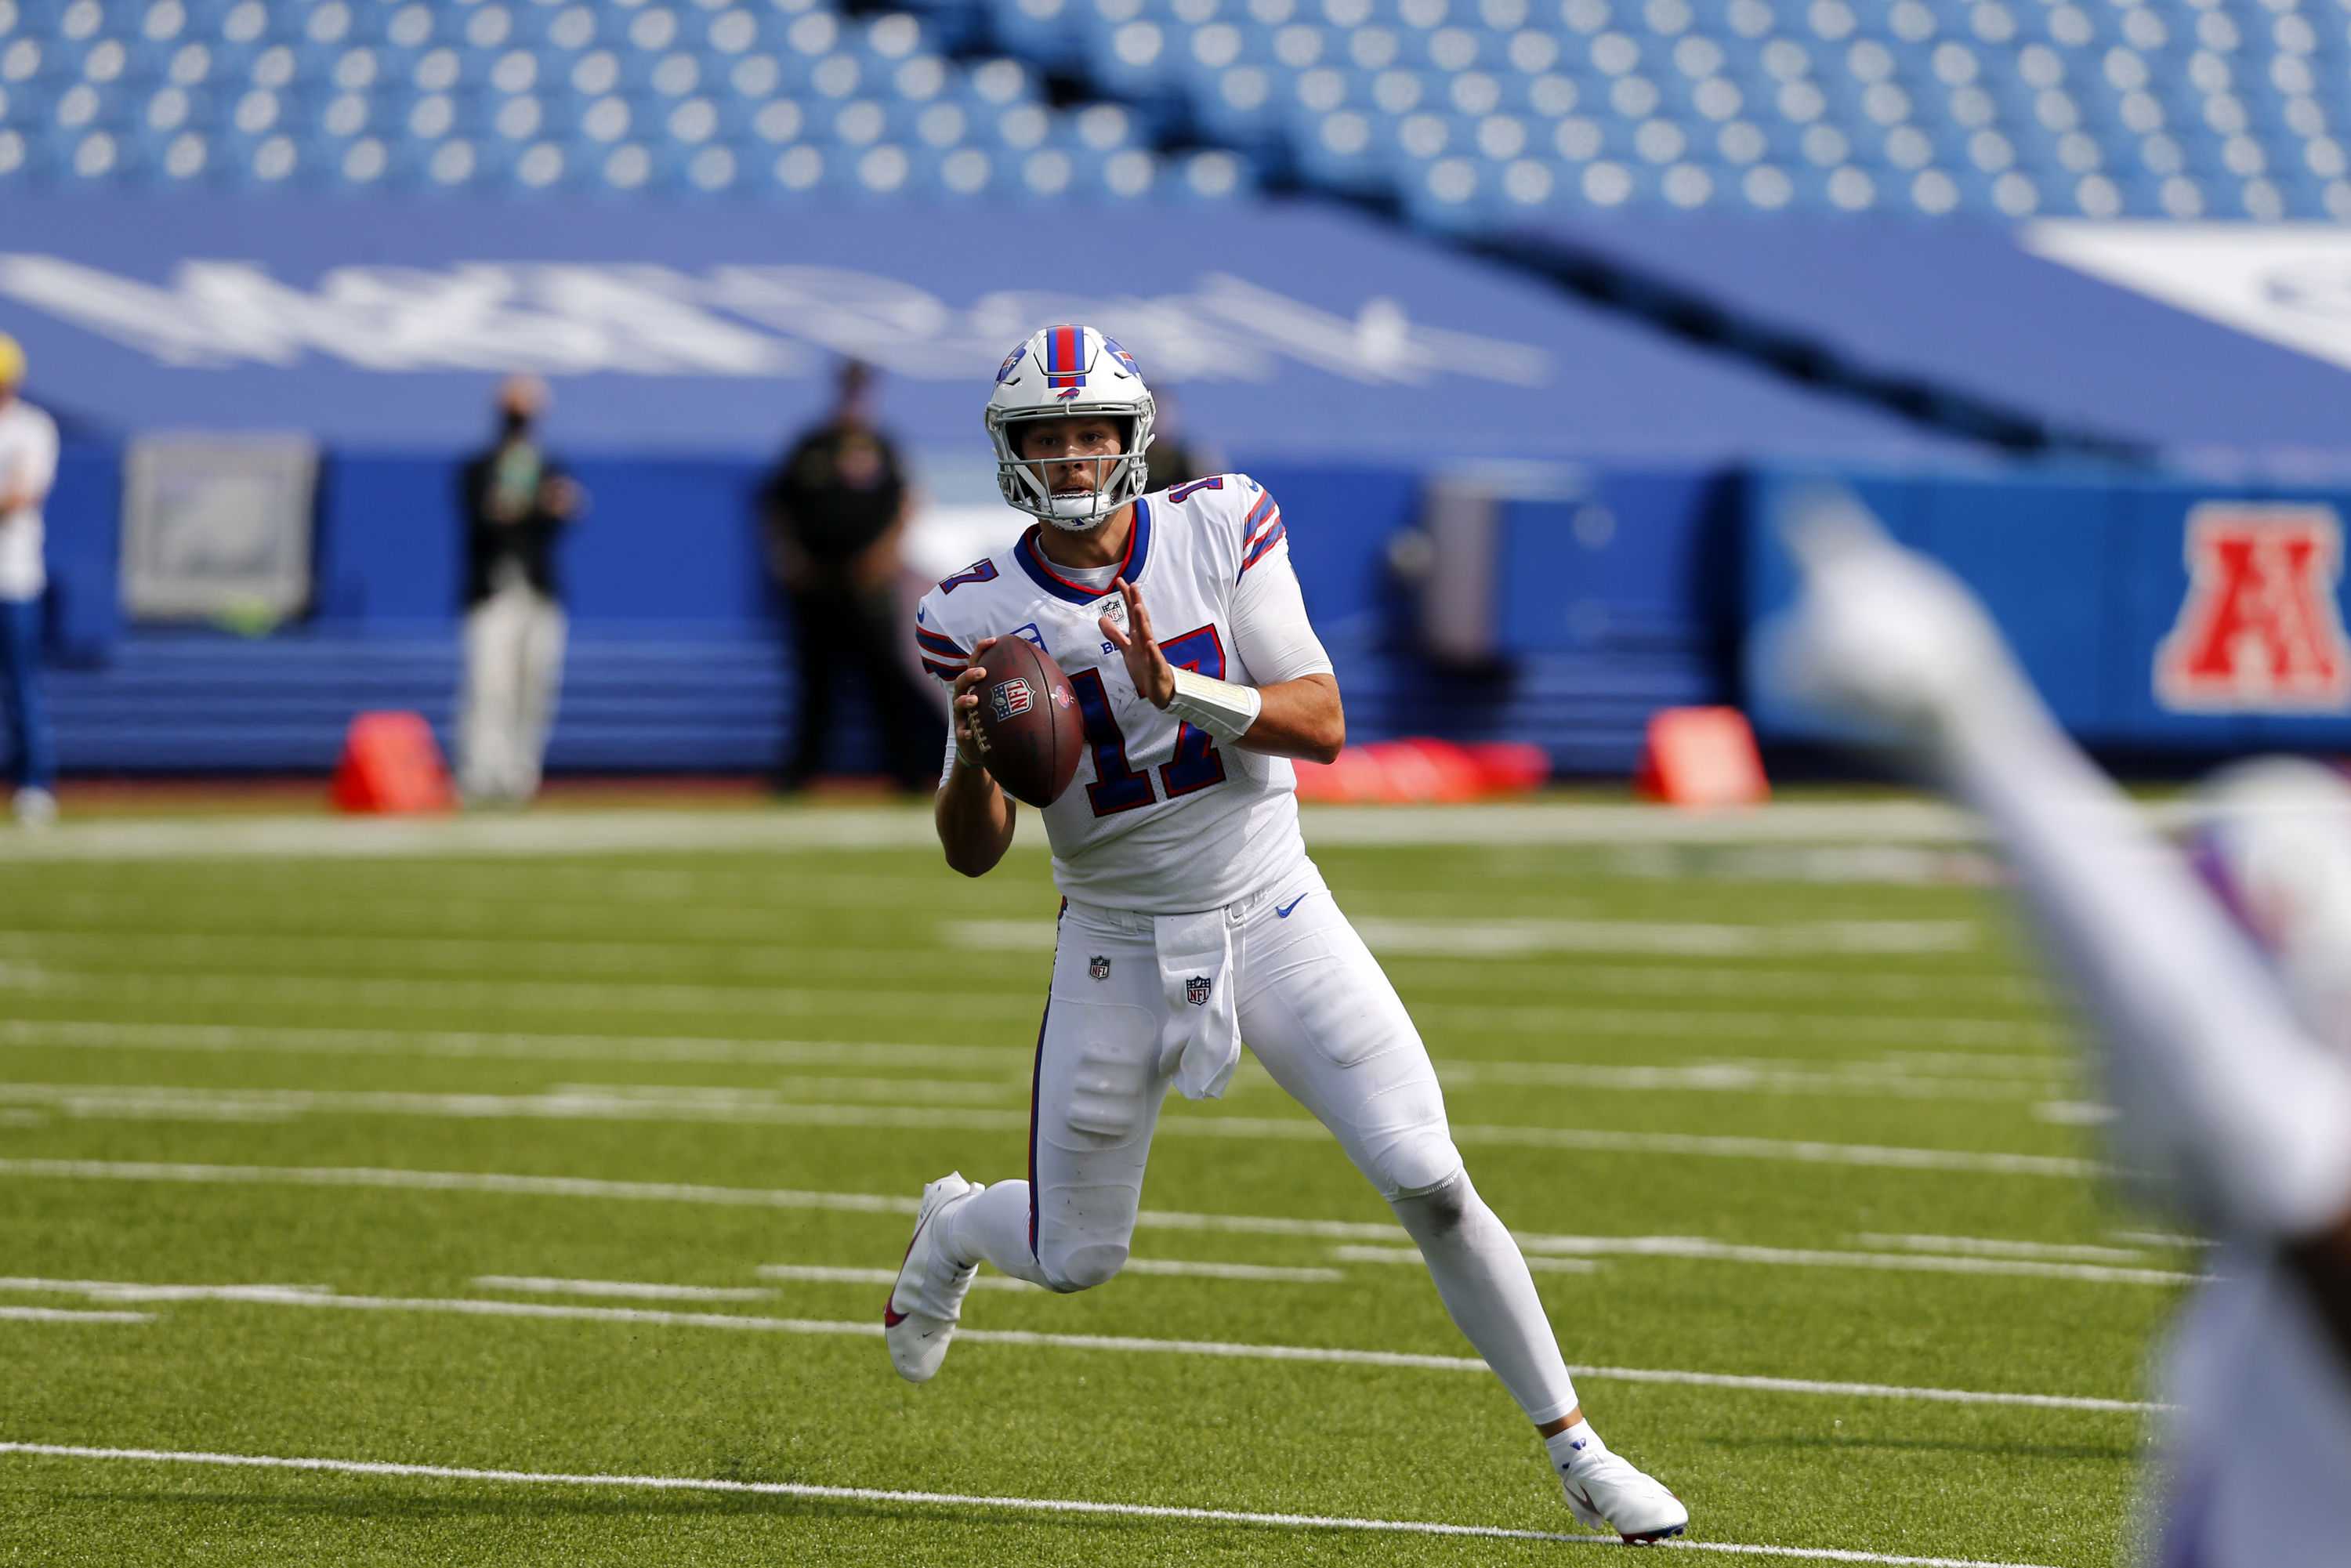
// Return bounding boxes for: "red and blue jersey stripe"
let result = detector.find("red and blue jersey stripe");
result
[1239,489,1285,577]
[1043,324,1086,390]
[915,625,969,682]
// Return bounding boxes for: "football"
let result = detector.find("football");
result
[972,636,1084,807]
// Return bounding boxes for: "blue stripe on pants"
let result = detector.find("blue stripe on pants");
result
[0,597,54,791]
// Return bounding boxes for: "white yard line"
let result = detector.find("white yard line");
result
[761,1261,1352,1286]
[0,1020,2068,1105]
[0,1019,1031,1071]
[0,1161,2141,1273]
[472,1276,773,1302]
[0,1277,2164,1414]
[1854,1234,2164,1266]
[1335,1240,2192,1287]
[0,1094,2099,1178]
[0,1439,2057,1565]
[0,969,1047,1023]
[946,918,1983,959]
[0,802,1989,864]
[755,1266,1038,1292]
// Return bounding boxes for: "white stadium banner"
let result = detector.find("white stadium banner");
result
[0,253,1549,389]
[2023,221,2351,378]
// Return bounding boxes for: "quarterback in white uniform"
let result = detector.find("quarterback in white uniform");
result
[1767,496,2351,1566]
[884,324,1689,1543]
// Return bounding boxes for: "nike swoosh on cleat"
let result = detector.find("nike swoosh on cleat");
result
[1275,896,1307,918]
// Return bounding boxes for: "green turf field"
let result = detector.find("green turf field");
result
[0,803,2180,1566]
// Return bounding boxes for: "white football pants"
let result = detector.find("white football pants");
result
[946,864,1584,1426]
[457,580,566,805]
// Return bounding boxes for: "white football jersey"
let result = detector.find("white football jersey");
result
[915,474,1308,913]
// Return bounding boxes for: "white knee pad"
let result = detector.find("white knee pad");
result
[1369,1128,1467,1204]
[1040,1238,1128,1293]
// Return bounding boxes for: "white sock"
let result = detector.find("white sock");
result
[1389,1172,1581,1426]
[943,1178,1050,1287]
[1545,1419,1603,1471]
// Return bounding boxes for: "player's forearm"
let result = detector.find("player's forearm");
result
[1231,673,1343,764]
[1940,699,2351,1237]
[934,757,1015,877]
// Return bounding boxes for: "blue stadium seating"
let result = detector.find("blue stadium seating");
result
[0,0,1246,204]
[2,0,2345,225]
[968,0,2351,221]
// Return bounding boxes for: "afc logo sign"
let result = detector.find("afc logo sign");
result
[2154,502,2351,715]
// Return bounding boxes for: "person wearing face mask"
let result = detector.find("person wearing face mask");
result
[456,375,583,806]
[760,358,938,795]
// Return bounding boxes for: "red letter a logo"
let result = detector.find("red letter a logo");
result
[2155,503,2351,714]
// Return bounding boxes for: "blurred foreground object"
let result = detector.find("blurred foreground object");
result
[1762,489,2351,1568]
[458,376,580,806]
[1634,708,1769,810]
[331,712,455,816]
[1291,739,1548,804]
[0,332,56,827]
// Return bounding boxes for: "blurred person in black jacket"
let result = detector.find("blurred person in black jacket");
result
[762,360,936,793]
[458,375,583,805]
[1142,386,1219,494]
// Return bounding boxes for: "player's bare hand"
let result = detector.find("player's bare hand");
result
[1102,578,1175,708]
[951,637,998,766]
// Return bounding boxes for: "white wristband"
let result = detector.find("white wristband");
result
[1165,666,1263,744]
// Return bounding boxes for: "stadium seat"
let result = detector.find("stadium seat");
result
[5,0,2342,224]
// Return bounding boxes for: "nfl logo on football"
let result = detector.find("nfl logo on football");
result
[990,679,1035,723]
[1186,975,1212,1006]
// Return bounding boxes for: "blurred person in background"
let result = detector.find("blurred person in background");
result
[458,375,582,806]
[1142,385,1219,494]
[761,358,936,795]
[0,333,57,828]
[1766,497,2351,1566]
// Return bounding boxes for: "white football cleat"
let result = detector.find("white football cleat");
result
[1555,1435,1689,1544]
[884,1172,983,1384]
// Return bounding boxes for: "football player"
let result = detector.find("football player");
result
[1766,494,2351,1565]
[888,324,1688,1544]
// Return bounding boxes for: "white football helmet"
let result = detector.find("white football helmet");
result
[984,324,1156,529]
[2187,755,2351,1059]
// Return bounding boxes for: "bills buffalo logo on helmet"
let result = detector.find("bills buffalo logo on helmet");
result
[1089,955,1111,981]
[1186,975,1212,1006]
[994,345,1027,383]
[990,679,1034,722]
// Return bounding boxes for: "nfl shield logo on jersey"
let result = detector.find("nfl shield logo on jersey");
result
[2156,502,2351,714]
[1186,975,1212,1006]
[991,679,1035,722]
[1089,954,1111,981]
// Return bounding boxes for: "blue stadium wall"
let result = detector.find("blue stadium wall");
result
[1741,465,2351,760]
[30,446,1725,777]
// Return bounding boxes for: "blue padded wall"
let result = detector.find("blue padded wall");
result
[1744,464,2351,755]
